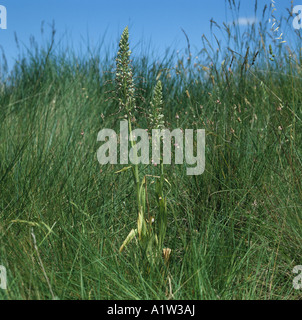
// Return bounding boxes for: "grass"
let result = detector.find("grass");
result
[0,0,301,300]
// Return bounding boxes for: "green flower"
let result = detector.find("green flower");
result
[149,80,165,129]
[115,26,135,114]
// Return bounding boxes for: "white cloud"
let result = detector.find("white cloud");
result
[235,17,258,26]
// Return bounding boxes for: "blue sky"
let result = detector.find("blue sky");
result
[0,0,298,70]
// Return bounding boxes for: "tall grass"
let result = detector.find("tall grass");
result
[0,0,301,299]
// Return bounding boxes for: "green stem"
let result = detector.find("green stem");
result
[128,117,141,215]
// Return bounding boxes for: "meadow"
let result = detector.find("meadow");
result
[0,1,301,299]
